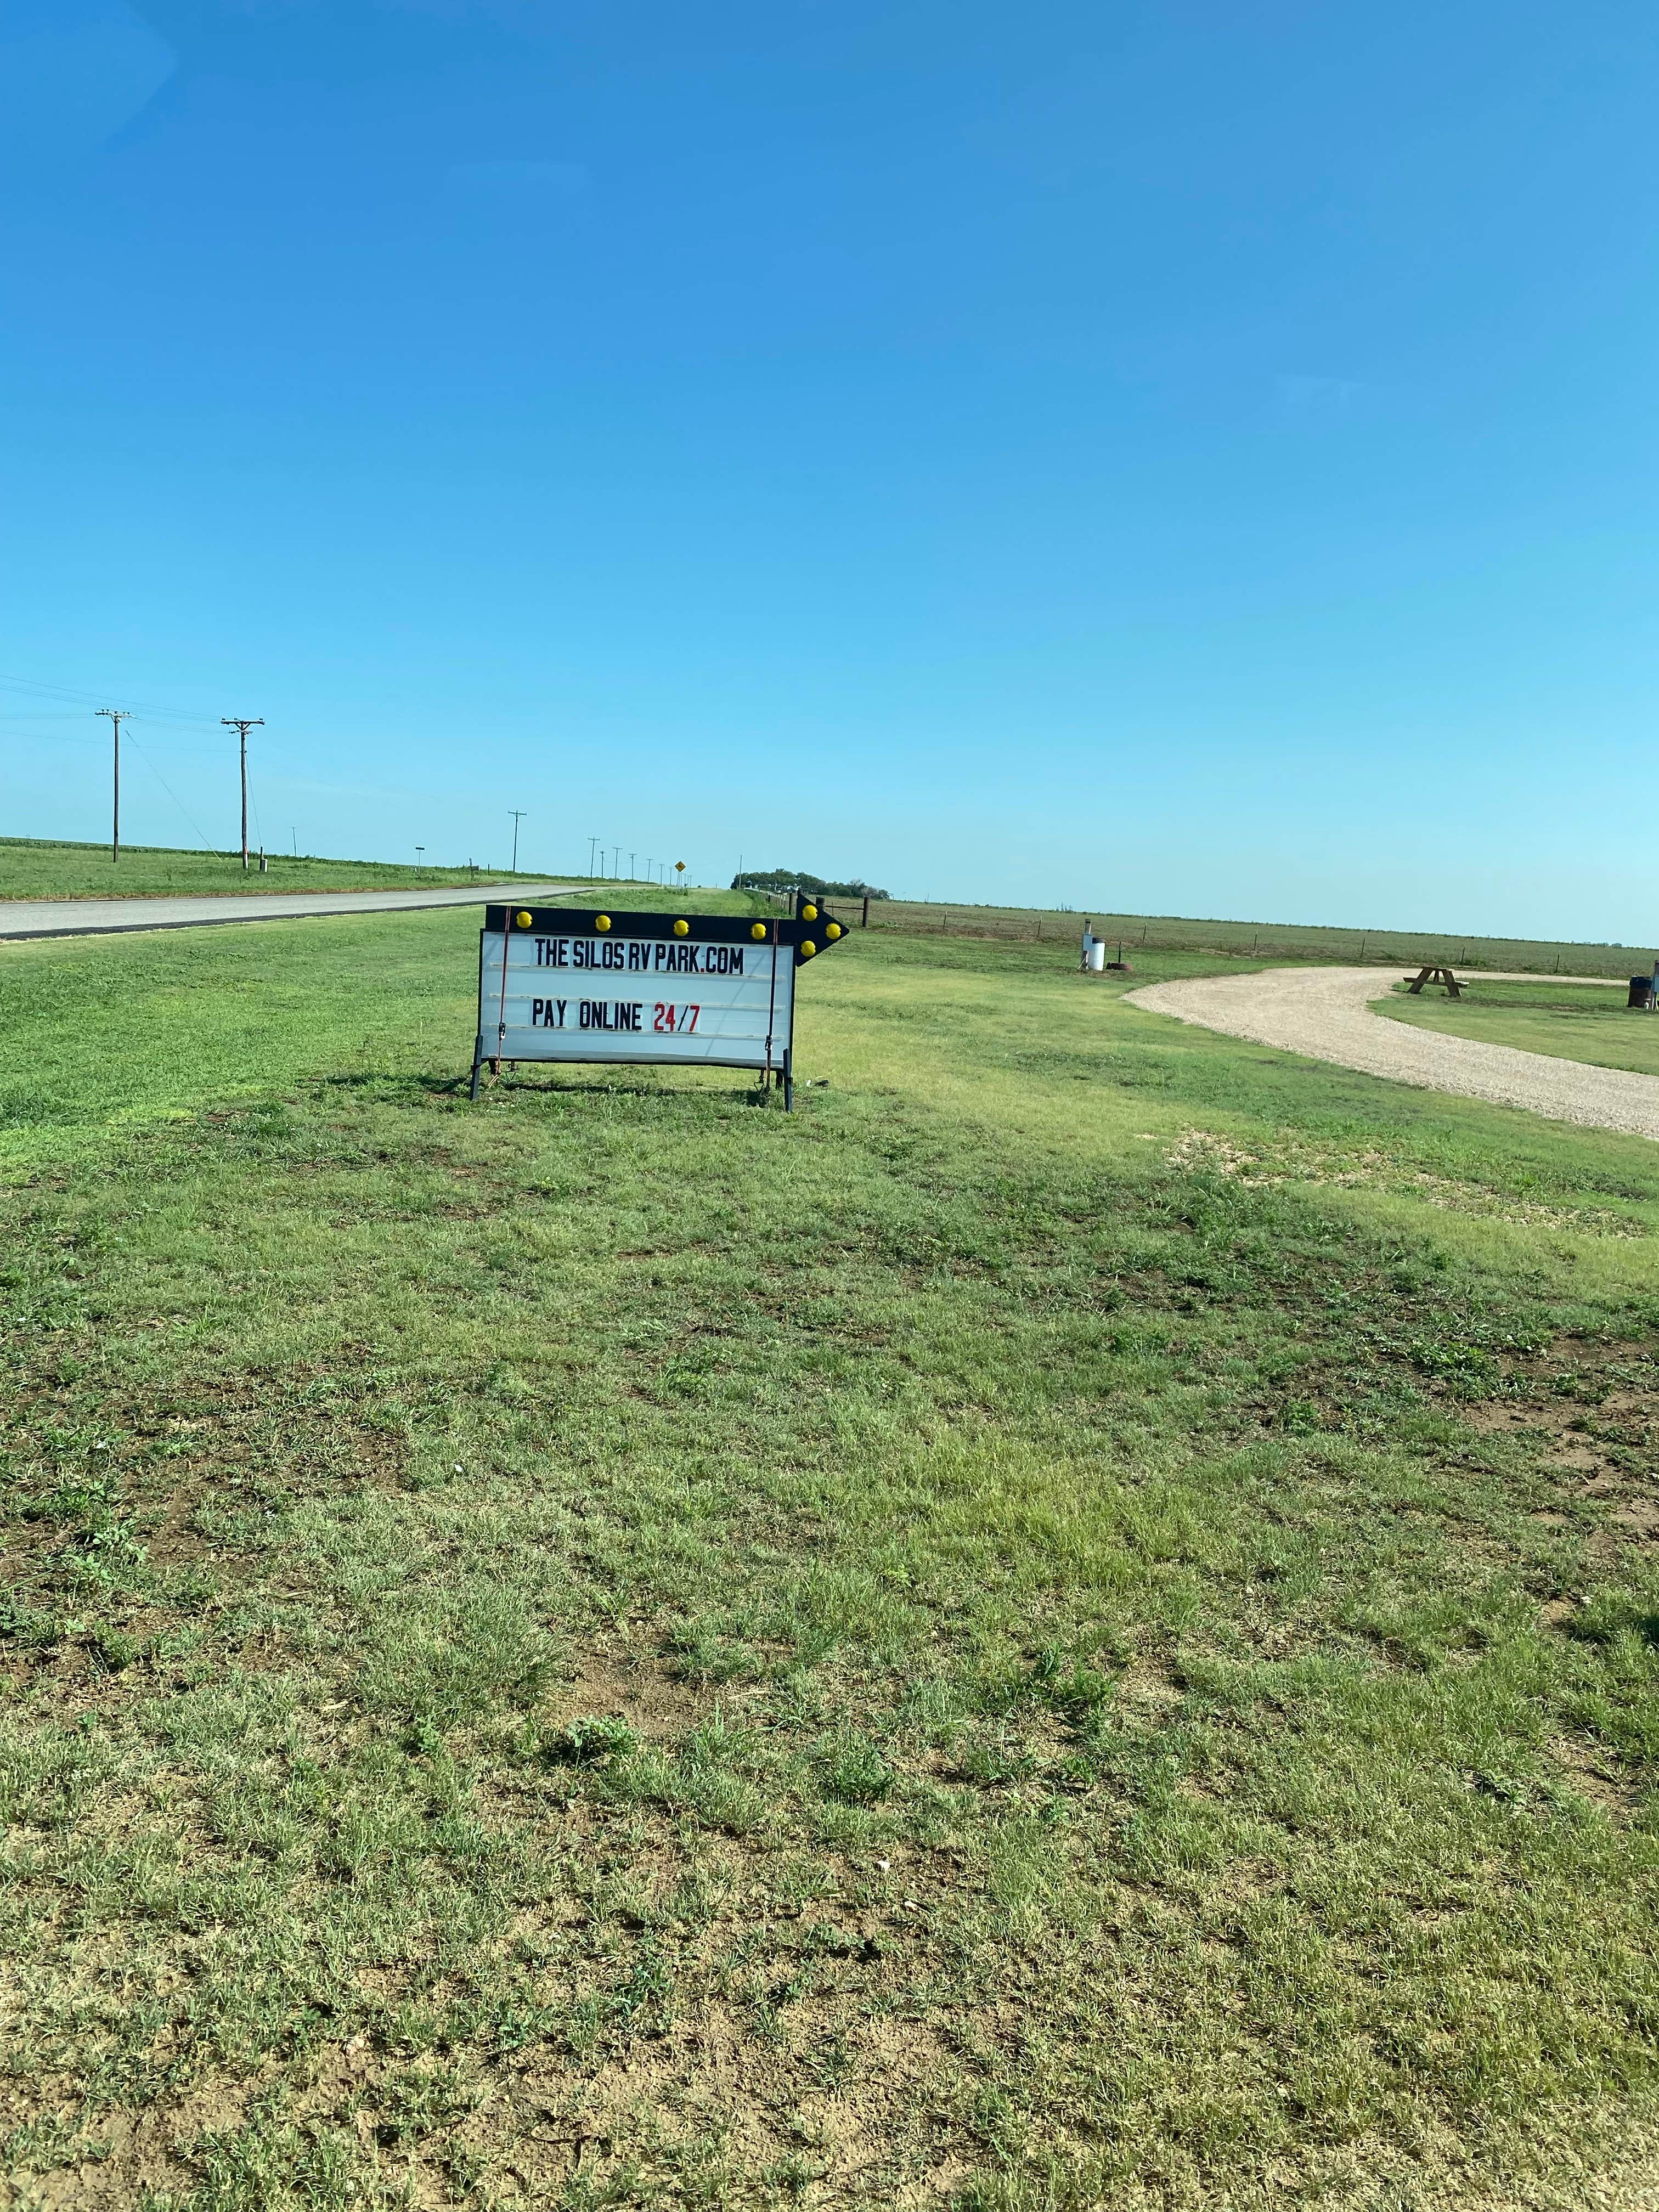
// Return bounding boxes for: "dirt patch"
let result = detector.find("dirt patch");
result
[462,2001,968,2204]
[553,1640,724,1743]
[1111,1655,1186,1718]
[0,1356,413,1701]
[1545,1732,1641,1819]
[36,1823,988,2211]
[0,2072,258,2210]
[1466,1352,1659,1557]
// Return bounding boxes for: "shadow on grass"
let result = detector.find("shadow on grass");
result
[315,1070,787,1109]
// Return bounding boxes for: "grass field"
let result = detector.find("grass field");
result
[0,838,579,903]
[853,900,1658,981]
[5,838,1651,988]
[1381,978,1659,1079]
[2,909,1659,2209]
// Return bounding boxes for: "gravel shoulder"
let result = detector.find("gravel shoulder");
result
[1125,966,1659,1142]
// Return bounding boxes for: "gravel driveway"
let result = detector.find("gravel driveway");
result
[1125,966,1659,1142]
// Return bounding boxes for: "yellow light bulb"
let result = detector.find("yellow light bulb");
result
[826,922,842,939]
[515,910,532,928]
[800,940,816,958]
[673,917,690,935]
[802,903,817,921]
[595,914,611,932]
[751,922,767,940]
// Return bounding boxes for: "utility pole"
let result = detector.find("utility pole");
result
[96,709,129,862]
[587,836,599,876]
[509,810,526,873]
[221,719,263,867]
[629,851,636,880]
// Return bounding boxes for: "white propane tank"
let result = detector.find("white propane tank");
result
[1087,940,1106,972]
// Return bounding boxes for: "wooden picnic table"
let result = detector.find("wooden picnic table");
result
[1404,964,1462,998]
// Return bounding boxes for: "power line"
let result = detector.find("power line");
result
[0,670,223,727]
[0,710,108,725]
[122,729,218,851]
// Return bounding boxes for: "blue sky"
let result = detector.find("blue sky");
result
[2,1,1654,933]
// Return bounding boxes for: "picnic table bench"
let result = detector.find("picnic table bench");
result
[1404,964,1462,998]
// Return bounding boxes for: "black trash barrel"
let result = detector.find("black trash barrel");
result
[1628,977,1654,1009]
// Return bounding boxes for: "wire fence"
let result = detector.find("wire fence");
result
[833,900,1657,980]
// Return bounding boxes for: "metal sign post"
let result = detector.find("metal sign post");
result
[469,900,849,1108]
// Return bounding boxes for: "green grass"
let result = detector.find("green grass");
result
[0,885,759,1177]
[0,836,592,902]
[1381,977,1659,1079]
[2,915,1658,2208]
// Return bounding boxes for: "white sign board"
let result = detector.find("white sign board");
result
[479,925,794,1066]
[471,904,846,1104]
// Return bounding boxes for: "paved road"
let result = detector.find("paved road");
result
[0,884,574,941]
[1126,965,1659,1142]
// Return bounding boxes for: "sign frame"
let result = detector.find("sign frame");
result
[469,900,846,1109]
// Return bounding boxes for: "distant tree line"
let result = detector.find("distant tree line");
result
[731,868,890,899]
